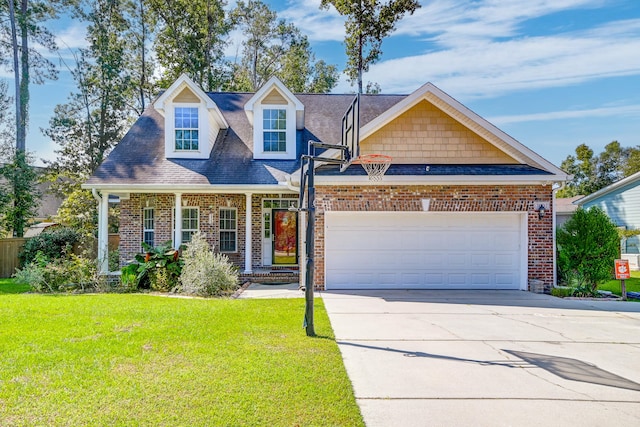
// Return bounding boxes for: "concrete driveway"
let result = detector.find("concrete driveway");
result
[321,290,640,427]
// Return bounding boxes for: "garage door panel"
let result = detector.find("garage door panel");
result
[325,212,524,290]
[471,253,491,267]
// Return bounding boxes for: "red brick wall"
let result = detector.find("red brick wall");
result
[313,184,554,291]
[119,193,299,271]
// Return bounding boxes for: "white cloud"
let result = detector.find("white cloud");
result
[55,23,89,50]
[279,0,345,42]
[366,18,640,96]
[489,104,640,125]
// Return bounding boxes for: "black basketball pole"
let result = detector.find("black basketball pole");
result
[298,141,349,337]
[303,155,316,336]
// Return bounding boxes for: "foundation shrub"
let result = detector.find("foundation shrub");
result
[180,233,239,297]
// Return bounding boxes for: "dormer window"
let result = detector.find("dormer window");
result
[244,76,304,160]
[152,74,228,160]
[263,108,286,152]
[175,107,199,151]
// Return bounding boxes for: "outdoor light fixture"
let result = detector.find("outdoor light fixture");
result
[537,204,546,220]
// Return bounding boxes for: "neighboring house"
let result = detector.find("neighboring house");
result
[83,74,568,291]
[576,171,640,269]
[0,165,64,236]
[555,195,583,229]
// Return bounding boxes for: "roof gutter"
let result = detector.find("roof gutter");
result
[81,183,297,194]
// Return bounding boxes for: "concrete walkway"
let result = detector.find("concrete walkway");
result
[321,290,640,427]
[236,282,303,299]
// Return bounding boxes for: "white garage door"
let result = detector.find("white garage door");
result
[324,212,526,290]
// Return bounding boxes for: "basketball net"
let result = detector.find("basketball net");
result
[356,154,392,181]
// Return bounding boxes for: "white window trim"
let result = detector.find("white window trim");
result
[253,103,296,160]
[219,207,238,253]
[173,106,200,152]
[165,102,216,160]
[172,206,200,244]
[143,207,155,248]
[262,108,287,153]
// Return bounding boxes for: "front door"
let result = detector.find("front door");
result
[272,209,298,265]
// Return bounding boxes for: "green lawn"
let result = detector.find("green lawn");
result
[599,270,640,297]
[0,278,30,294]
[0,292,364,426]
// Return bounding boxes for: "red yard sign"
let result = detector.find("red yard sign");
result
[615,259,631,280]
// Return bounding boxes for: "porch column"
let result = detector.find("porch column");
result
[98,191,109,274]
[174,193,183,249]
[244,193,253,274]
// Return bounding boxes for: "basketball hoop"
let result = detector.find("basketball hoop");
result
[356,154,392,181]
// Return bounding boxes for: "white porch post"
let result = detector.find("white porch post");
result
[244,193,253,274]
[98,191,109,274]
[174,193,183,249]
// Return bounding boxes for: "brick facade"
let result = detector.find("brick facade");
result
[313,184,554,291]
[119,193,299,273]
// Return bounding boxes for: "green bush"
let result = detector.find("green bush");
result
[180,233,239,297]
[19,227,82,267]
[122,241,183,291]
[557,207,619,292]
[550,287,572,298]
[14,251,99,293]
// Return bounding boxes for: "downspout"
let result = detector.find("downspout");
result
[92,188,102,203]
[552,180,568,288]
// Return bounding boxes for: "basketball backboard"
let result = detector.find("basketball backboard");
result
[340,93,360,172]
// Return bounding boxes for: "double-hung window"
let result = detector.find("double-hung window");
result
[181,207,199,243]
[143,208,155,247]
[219,208,237,252]
[263,108,286,152]
[175,107,199,150]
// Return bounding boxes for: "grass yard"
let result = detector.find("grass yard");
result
[599,270,640,298]
[0,278,30,294]
[0,291,364,426]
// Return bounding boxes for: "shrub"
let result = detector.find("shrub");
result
[14,251,99,293]
[180,233,239,297]
[122,241,182,291]
[19,227,81,267]
[557,206,619,292]
[550,287,572,298]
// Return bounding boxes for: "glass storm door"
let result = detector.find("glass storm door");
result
[272,209,298,265]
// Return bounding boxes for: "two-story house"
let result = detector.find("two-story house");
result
[84,74,567,291]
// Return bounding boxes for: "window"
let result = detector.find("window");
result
[143,208,154,247]
[181,207,199,243]
[263,109,286,152]
[175,107,199,150]
[219,208,237,252]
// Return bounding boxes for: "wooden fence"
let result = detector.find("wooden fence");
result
[0,234,120,278]
[0,238,26,278]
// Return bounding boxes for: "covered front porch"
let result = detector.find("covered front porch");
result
[92,188,303,283]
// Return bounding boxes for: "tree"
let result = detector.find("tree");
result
[1,0,59,151]
[1,0,58,236]
[558,142,640,198]
[0,149,41,237]
[149,0,231,91]
[557,207,620,292]
[44,0,135,235]
[229,0,338,92]
[123,0,158,114]
[320,0,420,93]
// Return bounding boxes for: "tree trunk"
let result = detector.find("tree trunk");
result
[19,0,29,153]
[7,0,22,149]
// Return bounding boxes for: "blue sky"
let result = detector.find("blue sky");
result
[7,0,640,167]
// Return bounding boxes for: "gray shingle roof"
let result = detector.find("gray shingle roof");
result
[86,92,405,187]
[316,163,554,177]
